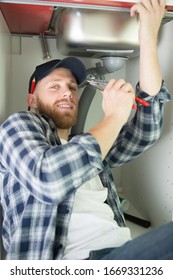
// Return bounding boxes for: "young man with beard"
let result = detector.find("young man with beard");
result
[0,0,173,260]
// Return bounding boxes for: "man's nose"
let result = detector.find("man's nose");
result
[62,87,72,98]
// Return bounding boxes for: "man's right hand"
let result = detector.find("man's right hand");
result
[102,78,135,123]
[88,79,135,160]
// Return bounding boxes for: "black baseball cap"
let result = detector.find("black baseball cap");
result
[28,56,86,93]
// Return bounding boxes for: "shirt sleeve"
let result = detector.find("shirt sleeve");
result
[105,80,172,167]
[0,112,103,204]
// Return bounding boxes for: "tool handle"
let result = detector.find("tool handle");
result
[135,97,150,107]
[124,213,151,228]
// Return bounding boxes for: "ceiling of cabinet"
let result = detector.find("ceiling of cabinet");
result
[0,0,173,36]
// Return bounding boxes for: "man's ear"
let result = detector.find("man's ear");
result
[26,93,37,109]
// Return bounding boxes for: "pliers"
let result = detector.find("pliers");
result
[86,78,150,109]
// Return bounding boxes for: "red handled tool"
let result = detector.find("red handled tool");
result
[86,78,150,109]
[28,78,36,111]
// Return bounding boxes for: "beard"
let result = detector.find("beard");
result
[36,98,78,129]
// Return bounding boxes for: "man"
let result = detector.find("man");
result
[0,0,173,259]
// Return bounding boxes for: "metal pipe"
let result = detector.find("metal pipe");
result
[40,33,51,60]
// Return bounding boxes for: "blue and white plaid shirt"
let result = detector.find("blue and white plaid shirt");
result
[0,82,171,259]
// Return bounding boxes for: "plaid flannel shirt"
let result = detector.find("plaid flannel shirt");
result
[0,82,171,259]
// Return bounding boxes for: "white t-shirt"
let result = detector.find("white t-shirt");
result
[63,175,131,259]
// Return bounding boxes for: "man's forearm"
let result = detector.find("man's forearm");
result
[131,0,166,96]
[139,42,162,96]
[88,115,124,160]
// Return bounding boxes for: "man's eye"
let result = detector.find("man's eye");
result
[51,85,60,89]
[70,86,77,91]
